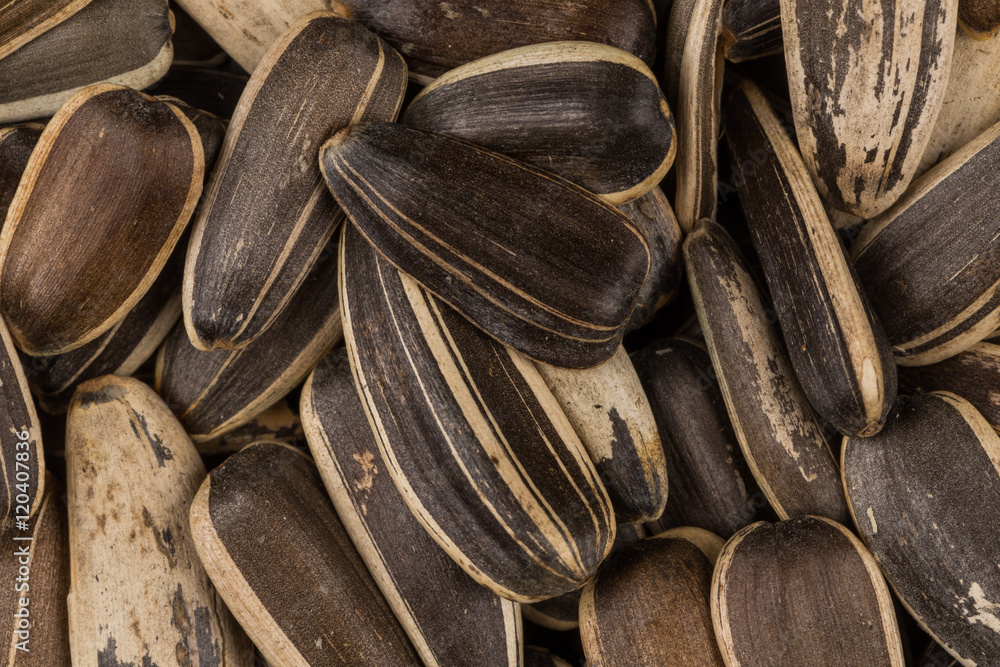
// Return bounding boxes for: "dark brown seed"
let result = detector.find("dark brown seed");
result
[189,441,420,666]
[184,12,405,352]
[160,96,227,171]
[722,0,783,63]
[66,375,252,666]
[897,342,1000,431]
[402,41,675,206]
[195,399,303,456]
[0,0,91,61]
[711,517,904,666]
[665,0,725,231]
[339,222,615,602]
[301,347,522,666]
[780,0,957,217]
[535,346,668,524]
[851,121,1000,366]
[158,237,342,442]
[633,337,765,539]
[333,0,657,82]
[0,0,174,123]
[0,474,70,664]
[0,84,203,356]
[684,219,849,523]
[20,242,183,415]
[169,2,225,66]
[580,528,726,666]
[321,122,650,369]
[959,0,1000,38]
[523,524,646,631]
[0,123,42,227]
[843,392,1000,666]
[170,0,330,71]
[725,80,896,437]
[617,186,683,332]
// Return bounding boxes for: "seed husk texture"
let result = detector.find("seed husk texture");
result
[580,528,726,666]
[184,12,405,352]
[333,0,657,82]
[684,219,849,524]
[852,119,1000,366]
[959,0,1000,38]
[780,0,957,218]
[843,392,1000,665]
[0,123,42,225]
[0,83,203,356]
[711,516,905,666]
[301,347,523,667]
[159,237,342,442]
[667,0,725,231]
[0,0,174,123]
[402,41,675,206]
[725,79,896,437]
[321,122,650,369]
[0,0,92,62]
[189,441,420,666]
[633,337,764,539]
[897,342,1000,431]
[65,375,251,666]
[339,222,615,602]
[534,345,668,525]
[722,0,783,62]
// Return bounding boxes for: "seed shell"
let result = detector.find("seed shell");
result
[633,337,764,539]
[0,474,69,664]
[617,186,683,332]
[0,0,92,62]
[725,80,896,437]
[780,0,957,218]
[333,0,657,83]
[959,0,1000,38]
[189,441,420,666]
[0,83,203,356]
[580,527,726,666]
[843,392,1000,666]
[722,0,783,63]
[851,119,1000,366]
[684,219,849,523]
[158,237,342,442]
[301,347,523,667]
[145,65,248,120]
[65,375,251,666]
[0,0,174,124]
[402,41,675,206]
[184,12,405,352]
[665,0,725,231]
[711,516,905,666]
[339,222,615,602]
[320,122,650,369]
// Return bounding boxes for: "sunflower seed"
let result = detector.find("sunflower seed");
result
[65,375,251,666]
[725,79,896,437]
[189,441,420,666]
[339,222,615,602]
[843,392,1000,666]
[722,0,783,63]
[320,122,650,369]
[184,12,404,352]
[711,516,905,666]
[959,0,1000,38]
[0,122,42,224]
[402,41,675,206]
[684,219,849,523]
[0,0,91,61]
[780,0,957,217]
[0,84,202,356]
[0,0,174,123]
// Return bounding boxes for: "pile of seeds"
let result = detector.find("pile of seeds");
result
[2,0,999,665]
